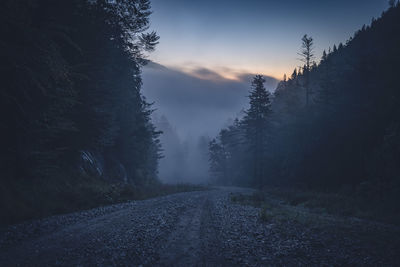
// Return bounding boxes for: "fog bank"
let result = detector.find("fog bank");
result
[142,62,278,183]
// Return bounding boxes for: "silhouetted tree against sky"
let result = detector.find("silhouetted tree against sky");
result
[291,68,298,80]
[299,34,315,106]
[321,50,328,62]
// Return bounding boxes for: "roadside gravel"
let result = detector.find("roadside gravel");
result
[0,187,399,266]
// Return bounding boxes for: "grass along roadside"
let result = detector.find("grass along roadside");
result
[0,176,207,226]
[230,188,400,226]
[231,189,400,265]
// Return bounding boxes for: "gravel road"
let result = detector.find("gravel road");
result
[0,187,399,266]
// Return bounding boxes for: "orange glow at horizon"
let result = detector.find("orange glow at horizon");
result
[167,63,288,82]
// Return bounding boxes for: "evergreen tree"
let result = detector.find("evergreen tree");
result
[321,50,328,62]
[291,68,298,80]
[0,0,161,185]
[208,139,227,184]
[209,3,400,207]
[298,34,315,106]
[242,75,272,186]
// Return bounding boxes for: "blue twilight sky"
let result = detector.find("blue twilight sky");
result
[147,0,388,80]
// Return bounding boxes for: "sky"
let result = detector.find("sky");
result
[148,0,388,80]
[142,0,389,183]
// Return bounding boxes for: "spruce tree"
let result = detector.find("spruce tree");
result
[291,68,298,80]
[208,139,227,184]
[298,34,315,106]
[242,75,272,186]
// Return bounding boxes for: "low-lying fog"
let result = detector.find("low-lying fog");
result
[142,62,278,184]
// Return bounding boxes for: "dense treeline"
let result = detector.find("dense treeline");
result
[210,4,400,202]
[0,0,162,221]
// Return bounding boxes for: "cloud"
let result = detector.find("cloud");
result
[236,72,279,88]
[189,67,226,81]
[142,61,278,138]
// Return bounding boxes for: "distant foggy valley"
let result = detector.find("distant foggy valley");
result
[142,61,278,183]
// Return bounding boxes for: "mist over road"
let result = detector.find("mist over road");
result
[1,187,399,266]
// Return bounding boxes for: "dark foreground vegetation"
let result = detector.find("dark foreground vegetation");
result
[0,178,206,226]
[210,3,400,223]
[0,0,196,224]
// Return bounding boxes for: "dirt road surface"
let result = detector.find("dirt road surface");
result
[1,187,399,266]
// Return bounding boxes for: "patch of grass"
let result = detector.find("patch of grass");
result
[230,191,267,207]
[231,192,284,222]
[232,192,329,225]
[259,205,274,222]
[231,187,400,226]
[263,188,371,218]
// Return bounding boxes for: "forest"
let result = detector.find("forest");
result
[1,0,399,225]
[209,3,400,217]
[1,0,400,265]
[0,0,164,224]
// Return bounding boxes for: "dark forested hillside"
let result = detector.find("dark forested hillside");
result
[0,0,163,224]
[210,4,400,205]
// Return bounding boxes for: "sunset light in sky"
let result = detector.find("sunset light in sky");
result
[148,0,387,80]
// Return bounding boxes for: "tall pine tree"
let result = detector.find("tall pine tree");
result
[242,75,272,186]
